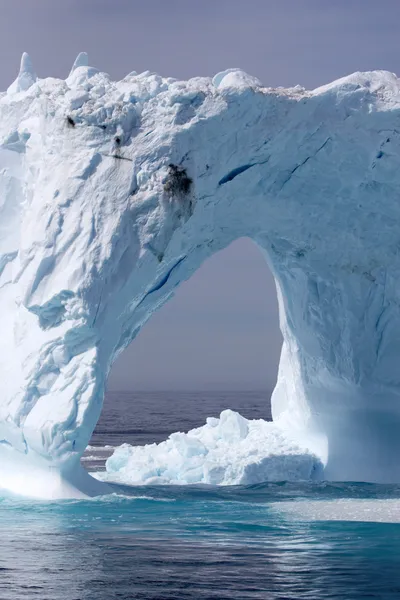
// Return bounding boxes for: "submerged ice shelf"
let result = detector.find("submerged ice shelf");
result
[1,52,400,497]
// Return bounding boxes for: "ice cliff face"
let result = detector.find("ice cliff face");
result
[1,53,400,497]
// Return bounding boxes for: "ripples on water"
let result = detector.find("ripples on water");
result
[3,392,400,599]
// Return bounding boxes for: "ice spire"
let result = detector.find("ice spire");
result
[7,52,37,94]
[70,52,89,75]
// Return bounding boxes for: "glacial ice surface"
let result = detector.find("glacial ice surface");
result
[1,51,400,497]
[99,409,322,486]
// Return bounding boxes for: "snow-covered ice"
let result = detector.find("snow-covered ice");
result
[1,53,400,497]
[99,409,322,486]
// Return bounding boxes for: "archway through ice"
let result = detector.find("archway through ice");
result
[88,238,282,484]
[107,237,281,393]
[1,54,400,497]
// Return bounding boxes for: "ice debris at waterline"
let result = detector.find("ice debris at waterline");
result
[1,52,400,498]
[98,410,322,486]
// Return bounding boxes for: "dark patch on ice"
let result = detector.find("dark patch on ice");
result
[103,152,133,162]
[136,256,187,309]
[295,248,307,259]
[147,256,186,295]
[146,243,164,263]
[219,164,255,185]
[112,154,132,162]
[164,164,192,196]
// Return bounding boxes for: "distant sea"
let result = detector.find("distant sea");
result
[2,391,400,600]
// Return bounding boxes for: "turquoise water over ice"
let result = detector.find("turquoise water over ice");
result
[3,393,400,599]
[2,483,400,599]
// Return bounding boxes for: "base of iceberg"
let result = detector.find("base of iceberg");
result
[0,446,111,499]
[97,410,323,486]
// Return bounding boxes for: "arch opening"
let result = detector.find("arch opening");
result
[85,238,287,481]
[107,237,281,393]
[88,238,323,487]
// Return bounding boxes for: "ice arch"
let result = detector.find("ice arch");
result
[1,54,400,497]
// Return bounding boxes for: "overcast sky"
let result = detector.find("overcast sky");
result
[0,0,399,390]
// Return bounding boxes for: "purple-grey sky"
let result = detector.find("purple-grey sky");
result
[0,0,399,390]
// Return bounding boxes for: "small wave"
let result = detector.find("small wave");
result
[90,492,177,503]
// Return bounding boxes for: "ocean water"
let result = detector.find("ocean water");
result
[3,392,400,600]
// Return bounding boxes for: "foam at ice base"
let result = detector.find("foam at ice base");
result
[99,410,323,486]
[275,499,400,523]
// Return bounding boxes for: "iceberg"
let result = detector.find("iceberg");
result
[1,53,400,497]
[99,409,322,486]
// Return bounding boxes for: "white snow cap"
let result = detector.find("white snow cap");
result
[70,52,89,75]
[212,68,262,89]
[7,52,37,94]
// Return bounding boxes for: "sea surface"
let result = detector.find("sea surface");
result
[2,391,400,600]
